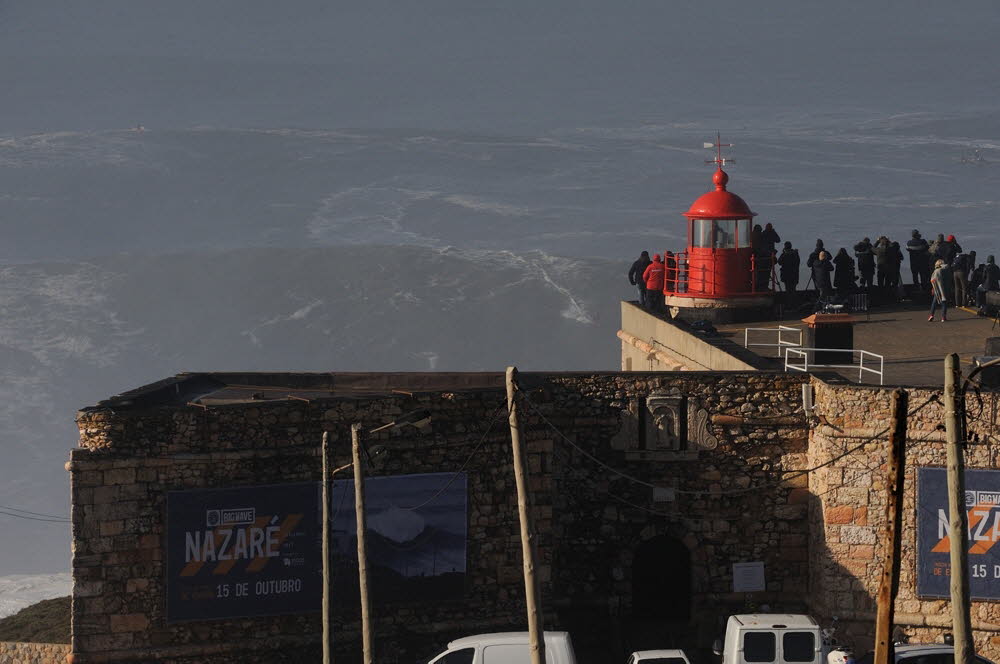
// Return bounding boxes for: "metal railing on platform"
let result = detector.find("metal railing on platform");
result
[783,347,884,384]
[743,325,803,351]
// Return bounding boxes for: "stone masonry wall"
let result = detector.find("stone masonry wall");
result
[538,373,811,656]
[0,641,70,664]
[70,371,813,664]
[809,378,1000,660]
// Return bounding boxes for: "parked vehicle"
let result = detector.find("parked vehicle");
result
[856,644,996,664]
[426,632,577,664]
[628,649,692,664]
[713,614,825,664]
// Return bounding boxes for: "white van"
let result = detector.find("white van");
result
[715,615,825,664]
[427,632,577,664]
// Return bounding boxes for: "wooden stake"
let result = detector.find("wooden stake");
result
[945,353,975,664]
[352,424,373,664]
[506,366,546,664]
[874,389,907,664]
[322,432,333,664]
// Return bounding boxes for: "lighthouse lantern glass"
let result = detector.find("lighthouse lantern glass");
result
[692,219,712,248]
[714,220,736,249]
[737,219,751,248]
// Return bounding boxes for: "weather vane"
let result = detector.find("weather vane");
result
[704,132,734,167]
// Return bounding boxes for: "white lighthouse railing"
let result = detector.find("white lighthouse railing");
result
[783,347,884,385]
[743,325,803,352]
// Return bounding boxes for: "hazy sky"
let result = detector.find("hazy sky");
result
[1,1,998,133]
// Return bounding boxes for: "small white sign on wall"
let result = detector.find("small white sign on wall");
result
[732,561,766,593]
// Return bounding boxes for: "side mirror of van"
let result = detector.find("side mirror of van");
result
[712,639,723,656]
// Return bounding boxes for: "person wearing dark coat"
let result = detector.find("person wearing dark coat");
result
[777,241,800,296]
[628,251,652,306]
[757,223,781,291]
[887,241,904,289]
[853,237,875,289]
[939,234,962,265]
[750,224,767,290]
[664,251,678,293]
[906,230,931,287]
[971,262,986,298]
[952,252,972,306]
[812,251,834,297]
[761,223,781,255]
[833,248,855,295]
[806,239,825,271]
[976,255,1000,313]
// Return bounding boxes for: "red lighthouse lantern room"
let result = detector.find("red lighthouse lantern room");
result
[662,138,775,322]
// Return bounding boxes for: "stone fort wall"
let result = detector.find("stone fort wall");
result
[809,380,1000,661]
[69,371,812,664]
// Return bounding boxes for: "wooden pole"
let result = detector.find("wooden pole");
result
[945,353,975,664]
[874,389,907,664]
[352,424,373,664]
[506,366,546,664]
[322,432,334,664]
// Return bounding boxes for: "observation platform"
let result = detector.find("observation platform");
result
[716,303,992,387]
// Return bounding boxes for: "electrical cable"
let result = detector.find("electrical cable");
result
[517,384,938,498]
[0,509,70,523]
[396,400,508,512]
[0,504,71,519]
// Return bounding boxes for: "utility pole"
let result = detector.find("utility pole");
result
[945,353,975,664]
[322,432,334,664]
[352,423,373,664]
[874,389,907,664]
[506,366,546,664]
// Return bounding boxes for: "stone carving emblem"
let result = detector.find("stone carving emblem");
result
[689,407,719,450]
[633,388,719,452]
[644,391,687,451]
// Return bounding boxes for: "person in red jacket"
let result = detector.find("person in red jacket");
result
[642,253,665,312]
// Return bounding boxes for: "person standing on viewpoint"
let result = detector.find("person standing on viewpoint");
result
[628,251,652,306]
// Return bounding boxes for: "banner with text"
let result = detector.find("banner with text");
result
[166,482,320,622]
[917,466,1000,600]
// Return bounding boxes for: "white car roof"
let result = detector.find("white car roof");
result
[729,615,819,628]
[448,632,570,649]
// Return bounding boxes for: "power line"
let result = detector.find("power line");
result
[0,509,69,523]
[517,383,938,499]
[0,503,70,520]
[396,400,508,512]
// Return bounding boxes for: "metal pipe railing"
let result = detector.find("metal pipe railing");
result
[783,347,885,385]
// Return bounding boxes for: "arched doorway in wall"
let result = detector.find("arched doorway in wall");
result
[628,534,692,651]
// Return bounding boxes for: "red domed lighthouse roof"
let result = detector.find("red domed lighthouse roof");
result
[683,168,757,220]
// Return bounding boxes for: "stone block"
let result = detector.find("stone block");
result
[825,505,854,524]
[854,506,868,525]
[103,468,136,485]
[841,525,876,545]
[787,488,810,505]
[100,520,124,537]
[109,612,149,633]
[93,485,120,505]
[849,545,875,560]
